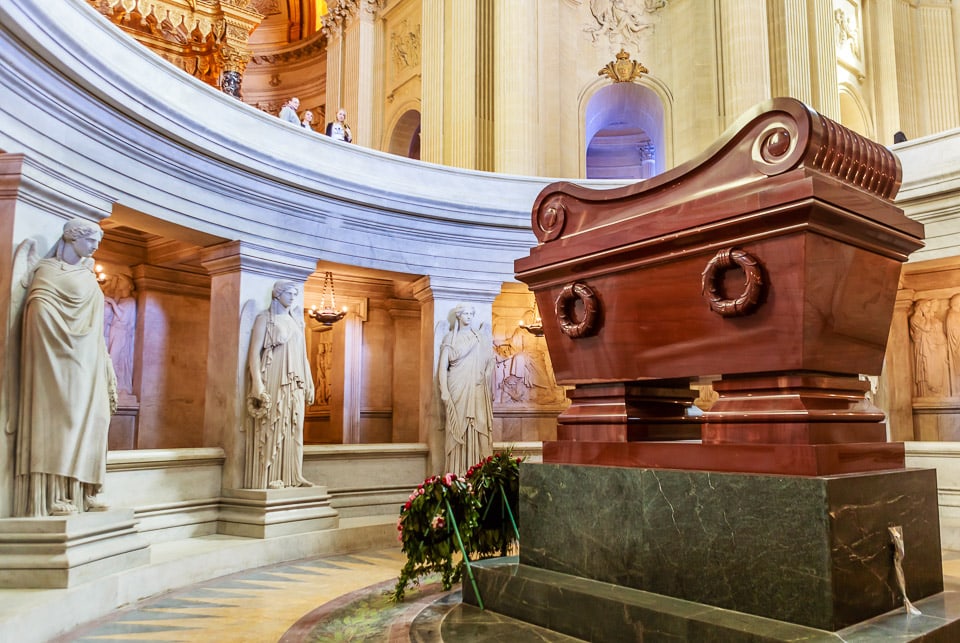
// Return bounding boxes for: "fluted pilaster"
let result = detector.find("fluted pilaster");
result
[867,0,902,144]
[919,2,960,134]
[718,0,771,126]
[766,0,813,104]
[808,0,840,121]
[420,0,443,163]
[892,0,918,137]
[443,0,478,168]
[494,0,538,174]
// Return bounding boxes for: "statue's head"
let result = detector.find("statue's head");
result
[453,303,476,329]
[62,218,103,243]
[272,280,299,299]
[57,218,103,262]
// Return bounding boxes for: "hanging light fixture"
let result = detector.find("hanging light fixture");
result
[518,297,544,337]
[95,263,108,284]
[308,271,348,326]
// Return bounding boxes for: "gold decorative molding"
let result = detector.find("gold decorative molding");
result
[598,49,648,83]
[321,0,383,37]
[88,0,263,89]
[249,29,326,66]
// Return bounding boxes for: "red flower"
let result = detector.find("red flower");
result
[442,472,457,487]
[404,500,412,510]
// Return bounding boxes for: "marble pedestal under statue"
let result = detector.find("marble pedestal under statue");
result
[0,509,149,588]
[218,486,339,539]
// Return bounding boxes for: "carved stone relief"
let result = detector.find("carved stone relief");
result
[833,0,865,79]
[584,0,667,49]
[311,326,334,408]
[492,310,566,407]
[390,20,421,74]
[102,273,137,399]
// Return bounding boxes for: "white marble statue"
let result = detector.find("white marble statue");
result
[245,280,315,489]
[437,303,494,475]
[14,218,117,517]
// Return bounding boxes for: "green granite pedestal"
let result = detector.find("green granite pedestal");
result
[465,464,958,640]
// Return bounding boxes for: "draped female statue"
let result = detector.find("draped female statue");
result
[438,303,494,475]
[909,298,950,398]
[245,281,315,489]
[14,218,117,517]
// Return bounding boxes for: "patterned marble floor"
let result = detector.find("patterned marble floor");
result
[54,548,960,642]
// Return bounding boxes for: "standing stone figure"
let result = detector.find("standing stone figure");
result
[245,280,315,489]
[14,218,117,517]
[438,303,494,475]
[909,298,949,398]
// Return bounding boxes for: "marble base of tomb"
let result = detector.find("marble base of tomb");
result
[465,558,960,642]
[469,463,946,634]
[218,486,339,539]
[0,509,149,588]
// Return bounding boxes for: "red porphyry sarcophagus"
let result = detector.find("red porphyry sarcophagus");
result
[515,97,924,476]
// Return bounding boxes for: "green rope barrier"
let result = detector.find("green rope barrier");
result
[444,497,484,610]
[499,483,520,543]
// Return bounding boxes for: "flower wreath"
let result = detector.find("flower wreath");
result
[246,393,272,419]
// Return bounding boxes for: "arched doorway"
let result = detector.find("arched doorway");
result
[387,109,421,160]
[585,83,665,180]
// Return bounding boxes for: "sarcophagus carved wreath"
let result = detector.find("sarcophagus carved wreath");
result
[515,97,924,475]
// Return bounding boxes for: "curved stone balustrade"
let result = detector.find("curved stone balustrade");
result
[0,0,608,286]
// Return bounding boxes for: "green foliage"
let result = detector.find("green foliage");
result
[466,452,522,558]
[391,451,523,602]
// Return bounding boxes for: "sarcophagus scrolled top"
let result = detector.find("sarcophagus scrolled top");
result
[515,98,924,475]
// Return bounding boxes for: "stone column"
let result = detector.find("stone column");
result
[412,276,499,476]
[324,17,345,124]
[352,1,382,148]
[882,291,917,442]
[493,0,538,175]
[199,242,316,491]
[867,0,902,144]
[420,0,444,163]
[808,0,841,121]
[717,0,771,126]
[766,0,813,104]
[0,153,114,518]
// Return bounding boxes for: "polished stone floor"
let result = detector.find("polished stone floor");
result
[54,548,960,642]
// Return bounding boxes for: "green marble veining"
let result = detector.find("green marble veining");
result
[516,464,944,630]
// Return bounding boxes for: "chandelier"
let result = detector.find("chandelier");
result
[308,271,348,325]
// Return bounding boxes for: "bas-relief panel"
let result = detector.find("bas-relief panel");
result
[582,0,667,50]
[384,1,420,94]
[305,321,334,443]
[834,0,865,80]
[492,311,566,408]
[904,288,960,441]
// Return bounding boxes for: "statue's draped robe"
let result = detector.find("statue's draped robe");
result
[245,311,312,489]
[441,328,494,475]
[15,258,114,517]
